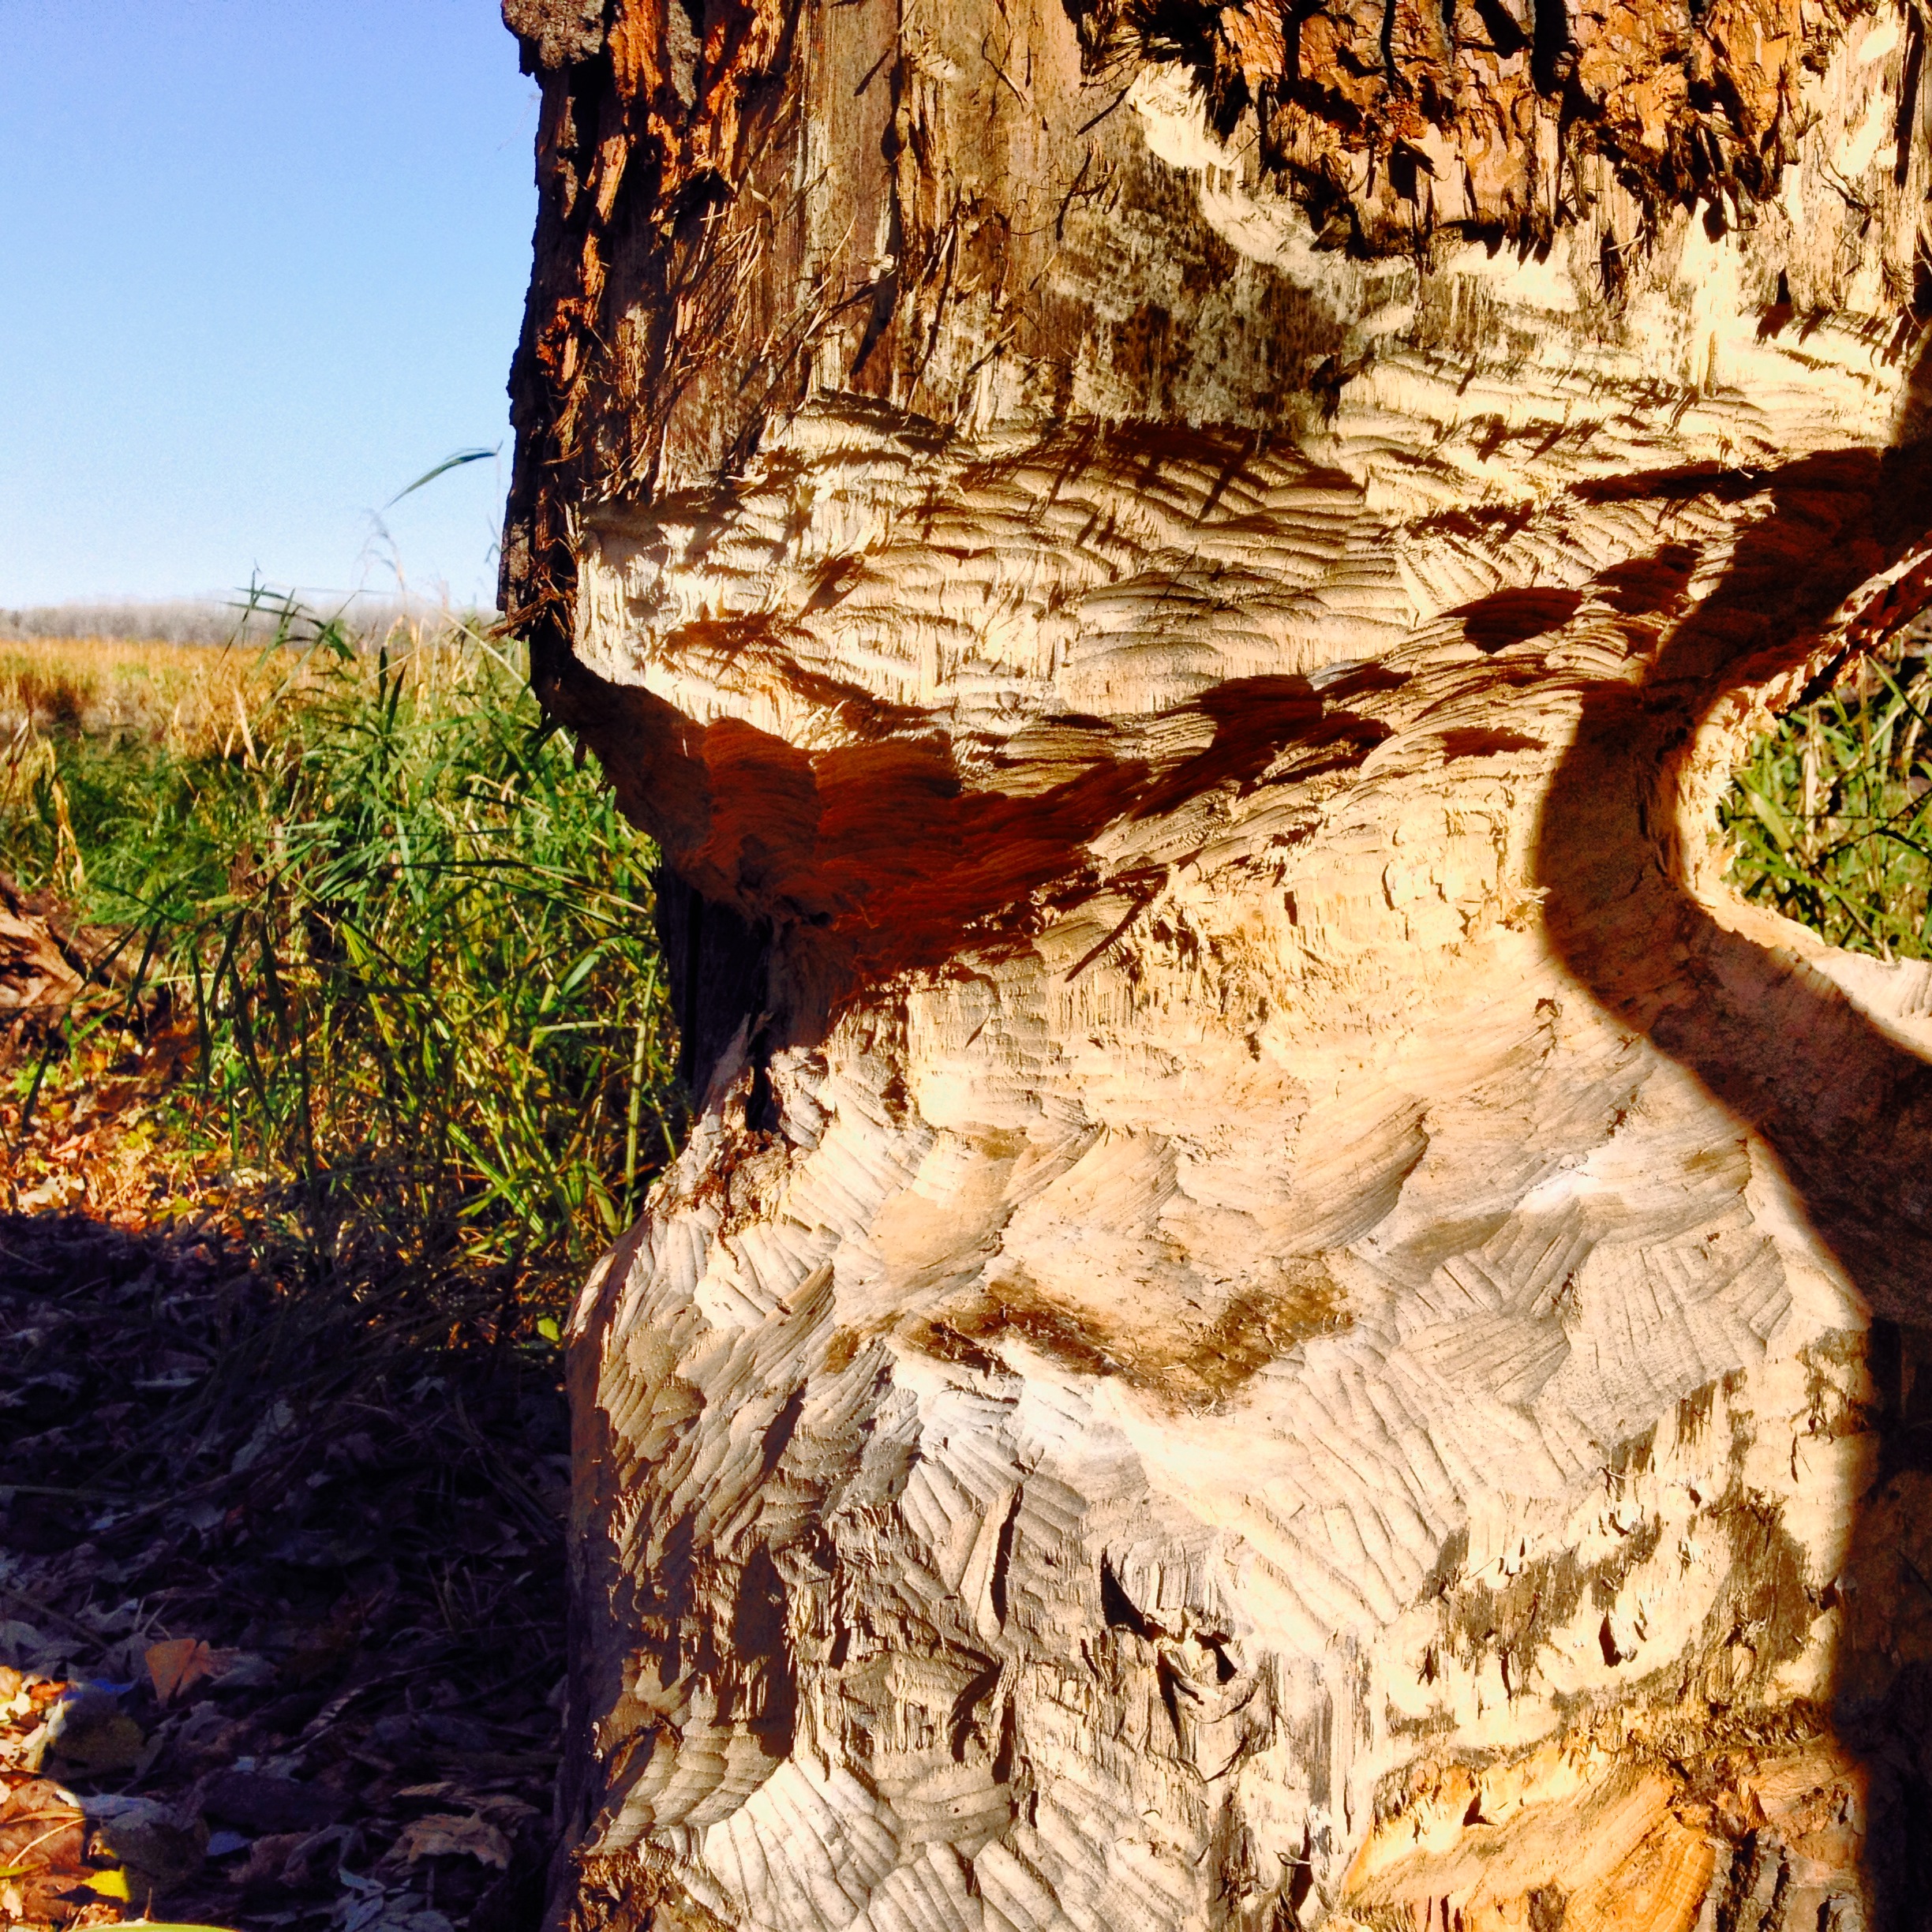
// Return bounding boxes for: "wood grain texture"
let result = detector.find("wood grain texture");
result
[502,0,1932,1923]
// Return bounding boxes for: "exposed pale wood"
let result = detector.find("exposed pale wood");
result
[503,0,1932,1923]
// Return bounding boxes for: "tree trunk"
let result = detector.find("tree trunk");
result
[500,0,1932,1922]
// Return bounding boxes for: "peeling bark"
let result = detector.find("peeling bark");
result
[504,0,1932,1923]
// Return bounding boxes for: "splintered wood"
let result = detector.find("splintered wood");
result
[502,0,1932,1922]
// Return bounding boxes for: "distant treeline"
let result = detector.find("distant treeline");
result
[0,596,499,647]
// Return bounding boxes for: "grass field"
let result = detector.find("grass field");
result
[0,603,680,1339]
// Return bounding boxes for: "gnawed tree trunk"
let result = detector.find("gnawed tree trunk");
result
[500,0,1932,1920]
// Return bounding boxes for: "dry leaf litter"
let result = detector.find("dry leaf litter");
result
[2,897,569,1932]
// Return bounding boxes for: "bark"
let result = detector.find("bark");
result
[501,0,1932,1923]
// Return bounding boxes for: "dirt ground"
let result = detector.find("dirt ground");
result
[0,1211,570,1932]
[1,895,571,1932]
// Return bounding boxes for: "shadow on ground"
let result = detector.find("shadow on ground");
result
[0,1209,569,1932]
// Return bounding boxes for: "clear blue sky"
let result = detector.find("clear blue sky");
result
[0,2,537,610]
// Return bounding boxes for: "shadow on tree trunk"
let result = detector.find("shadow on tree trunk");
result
[1538,370,1932,1923]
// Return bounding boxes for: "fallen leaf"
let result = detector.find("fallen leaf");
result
[144,1639,212,1706]
[0,1715,51,1773]
[391,1811,511,1869]
[203,1651,275,1690]
[0,1620,47,1663]
[230,1829,316,1891]
[2,1774,86,1818]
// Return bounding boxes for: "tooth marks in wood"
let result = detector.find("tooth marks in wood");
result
[511,0,1932,1921]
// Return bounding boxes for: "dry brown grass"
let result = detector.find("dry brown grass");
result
[0,638,311,906]
[0,635,297,754]
[0,626,496,762]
